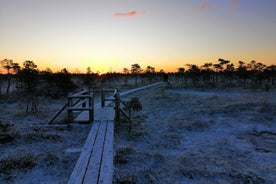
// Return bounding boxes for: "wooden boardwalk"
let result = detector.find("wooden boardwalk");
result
[74,107,114,122]
[67,120,114,184]
[68,82,165,184]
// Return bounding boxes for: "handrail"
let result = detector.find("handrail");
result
[48,89,94,124]
[67,92,94,123]
[101,88,118,107]
[114,91,132,122]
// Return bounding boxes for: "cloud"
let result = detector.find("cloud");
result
[113,11,145,17]
[195,2,212,11]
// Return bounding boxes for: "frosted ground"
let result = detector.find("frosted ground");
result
[114,86,276,184]
[1,84,275,183]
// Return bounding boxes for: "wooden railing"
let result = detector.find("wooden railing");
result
[101,88,118,107]
[114,91,132,122]
[67,91,94,123]
[48,90,94,124]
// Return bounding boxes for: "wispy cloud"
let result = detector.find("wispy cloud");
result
[113,11,145,17]
[195,0,246,12]
[195,2,212,11]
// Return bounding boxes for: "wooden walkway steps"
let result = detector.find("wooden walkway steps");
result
[67,120,114,184]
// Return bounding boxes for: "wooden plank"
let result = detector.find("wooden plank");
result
[67,121,100,184]
[68,94,92,98]
[98,120,114,184]
[71,89,88,96]
[72,98,88,108]
[95,107,115,121]
[83,121,107,184]
[67,107,93,111]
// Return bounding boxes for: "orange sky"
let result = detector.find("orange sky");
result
[1,0,275,73]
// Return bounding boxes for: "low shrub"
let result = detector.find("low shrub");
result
[0,121,20,144]
[0,153,36,173]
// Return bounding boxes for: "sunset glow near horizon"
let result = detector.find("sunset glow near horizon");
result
[0,0,275,73]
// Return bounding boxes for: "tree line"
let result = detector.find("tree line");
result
[1,58,275,97]
[174,59,275,88]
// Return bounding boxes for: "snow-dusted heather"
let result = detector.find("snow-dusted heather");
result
[0,96,92,183]
[114,86,276,184]
[0,77,156,184]
[1,83,275,184]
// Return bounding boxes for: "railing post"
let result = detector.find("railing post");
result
[89,93,94,122]
[114,92,120,122]
[82,97,86,108]
[101,88,105,107]
[67,95,73,123]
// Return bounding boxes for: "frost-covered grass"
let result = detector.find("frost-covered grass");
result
[114,87,276,184]
[1,83,275,183]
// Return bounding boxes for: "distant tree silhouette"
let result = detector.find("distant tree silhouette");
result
[40,68,54,96]
[1,59,20,94]
[213,63,222,84]
[82,67,94,92]
[225,62,235,85]
[187,64,200,86]
[54,68,76,97]
[177,67,185,85]
[246,60,267,87]
[123,68,129,85]
[217,58,230,83]
[12,62,21,94]
[18,60,39,92]
[16,60,39,113]
[265,65,276,86]
[131,64,142,86]
[255,62,266,87]
[200,63,213,86]
[145,66,155,84]
[237,61,248,86]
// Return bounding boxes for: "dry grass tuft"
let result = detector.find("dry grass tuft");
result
[115,146,134,165]
[0,120,20,144]
[0,153,36,173]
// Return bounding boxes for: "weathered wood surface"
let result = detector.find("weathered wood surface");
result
[74,107,114,122]
[67,120,114,184]
[68,82,165,183]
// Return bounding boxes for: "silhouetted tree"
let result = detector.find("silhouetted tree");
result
[145,66,155,84]
[123,68,129,85]
[131,64,142,86]
[265,65,276,86]
[82,67,95,92]
[1,59,14,94]
[187,64,200,86]
[54,68,76,97]
[40,68,54,96]
[255,62,266,87]
[213,63,222,84]
[12,62,21,93]
[177,67,185,85]
[200,63,213,86]
[218,58,230,83]
[225,63,235,85]
[237,61,248,86]
[18,60,39,92]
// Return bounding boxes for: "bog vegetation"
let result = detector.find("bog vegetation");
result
[0,58,275,111]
